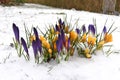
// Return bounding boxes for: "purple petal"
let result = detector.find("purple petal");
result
[55,24,60,32]
[58,19,62,25]
[33,27,38,38]
[36,37,42,54]
[32,40,38,58]
[88,24,95,35]
[61,29,65,43]
[56,40,61,53]
[13,23,20,42]
[56,34,63,53]
[76,28,80,34]
[21,37,29,57]
[103,26,107,33]
[82,25,86,33]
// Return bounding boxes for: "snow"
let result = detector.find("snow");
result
[0,3,120,80]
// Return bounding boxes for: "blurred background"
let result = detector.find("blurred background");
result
[0,0,120,13]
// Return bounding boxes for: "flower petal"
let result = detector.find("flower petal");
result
[36,37,42,54]
[33,27,38,38]
[56,40,60,53]
[13,23,20,42]
[61,29,65,43]
[82,25,86,33]
[58,18,62,25]
[76,28,80,34]
[88,24,95,35]
[55,24,60,32]
[103,26,107,34]
[21,37,29,56]
[32,40,38,58]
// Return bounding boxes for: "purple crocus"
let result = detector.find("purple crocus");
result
[88,24,95,35]
[32,40,38,58]
[32,37,42,58]
[58,18,62,25]
[36,37,42,54]
[103,26,107,34]
[55,24,60,32]
[13,23,20,43]
[82,25,86,33]
[56,40,61,53]
[33,27,38,38]
[21,37,29,57]
[61,29,65,43]
[76,28,80,34]
[56,34,63,53]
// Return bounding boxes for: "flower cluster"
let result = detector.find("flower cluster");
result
[12,19,117,63]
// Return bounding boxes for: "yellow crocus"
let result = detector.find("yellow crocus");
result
[42,41,50,49]
[39,35,46,42]
[88,35,96,46]
[104,33,113,43]
[70,31,78,41]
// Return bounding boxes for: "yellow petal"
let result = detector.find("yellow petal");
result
[70,31,78,41]
[29,35,36,42]
[88,35,96,46]
[48,49,52,54]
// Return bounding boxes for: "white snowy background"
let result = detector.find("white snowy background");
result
[0,4,120,80]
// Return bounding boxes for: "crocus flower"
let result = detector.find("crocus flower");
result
[82,25,86,33]
[21,37,29,57]
[33,27,38,38]
[58,34,63,49]
[39,35,46,42]
[88,24,95,35]
[56,34,63,53]
[70,30,78,41]
[61,29,65,43]
[88,35,96,46]
[56,40,61,53]
[55,24,60,32]
[13,23,20,43]
[104,33,113,43]
[58,19,64,26]
[76,28,80,34]
[36,37,42,54]
[103,26,107,34]
[32,40,38,58]
[58,18,62,25]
